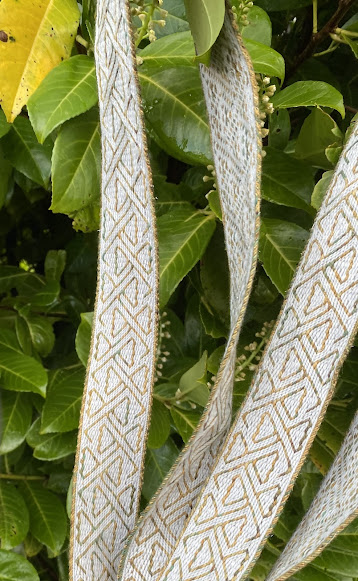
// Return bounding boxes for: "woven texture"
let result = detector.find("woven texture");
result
[118,13,260,580]
[70,1,158,578]
[70,0,358,579]
[159,125,358,581]
[268,411,358,581]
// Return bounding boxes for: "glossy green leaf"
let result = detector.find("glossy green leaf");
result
[147,399,171,449]
[0,266,42,293]
[139,67,212,165]
[311,170,334,211]
[244,39,285,80]
[295,108,343,169]
[0,481,29,549]
[0,329,47,397]
[259,218,309,295]
[19,314,55,357]
[158,207,216,307]
[24,533,43,558]
[170,407,201,442]
[140,31,195,67]
[183,0,225,60]
[41,367,85,433]
[261,148,315,213]
[268,109,291,150]
[200,226,230,324]
[51,108,101,215]
[44,250,66,282]
[27,418,77,460]
[0,550,39,581]
[152,0,189,38]
[179,351,207,396]
[28,280,60,307]
[20,481,67,555]
[0,391,32,454]
[242,6,272,46]
[0,109,10,139]
[28,55,98,143]
[142,439,179,501]
[272,81,345,117]
[3,116,52,188]
[75,311,93,366]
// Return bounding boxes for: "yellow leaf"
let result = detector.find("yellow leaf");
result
[0,0,80,122]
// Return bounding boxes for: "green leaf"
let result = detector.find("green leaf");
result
[27,418,77,461]
[19,314,55,357]
[0,481,29,549]
[261,148,315,213]
[139,67,212,165]
[295,108,343,169]
[140,31,195,67]
[28,55,98,143]
[44,250,66,283]
[51,108,101,215]
[268,109,291,150]
[0,109,10,139]
[142,438,179,501]
[272,81,345,117]
[41,367,85,433]
[205,189,222,220]
[259,218,309,295]
[244,39,285,80]
[28,280,60,307]
[200,225,230,324]
[183,0,225,60]
[179,351,207,396]
[147,399,171,449]
[0,549,39,581]
[311,170,334,211]
[20,481,67,555]
[0,266,41,293]
[158,207,216,307]
[242,7,272,46]
[3,116,52,188]
[24,533,43,558]
[75,312,93,366]
[0,329,47,397]
[0,391,32,454]
[170,407,201,442]
[152,0,189,38]
[0,148,12,211]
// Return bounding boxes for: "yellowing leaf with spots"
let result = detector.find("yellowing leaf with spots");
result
[0,0,80,122]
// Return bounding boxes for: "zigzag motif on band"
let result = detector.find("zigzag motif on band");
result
[267,411,358,581]
[70,1,158,578]
[159,127,358,581]
[118,12,261,581]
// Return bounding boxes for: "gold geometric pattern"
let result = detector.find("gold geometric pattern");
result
[70,0,358,579]
[70,0,158,578]
[267,411,358,581]
[118,12,261,580]
[159,131,358,581]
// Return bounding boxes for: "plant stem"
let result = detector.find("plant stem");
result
[135,1,156,47]
[313,0,318,34]
[0,473,45,481]
[336,27,358,37]
[288,0,355,77]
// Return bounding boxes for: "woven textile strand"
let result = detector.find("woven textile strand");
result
[159,126,358,581]
[268,411,358,581]
[118,12,261,581]
[70,0,158,578]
